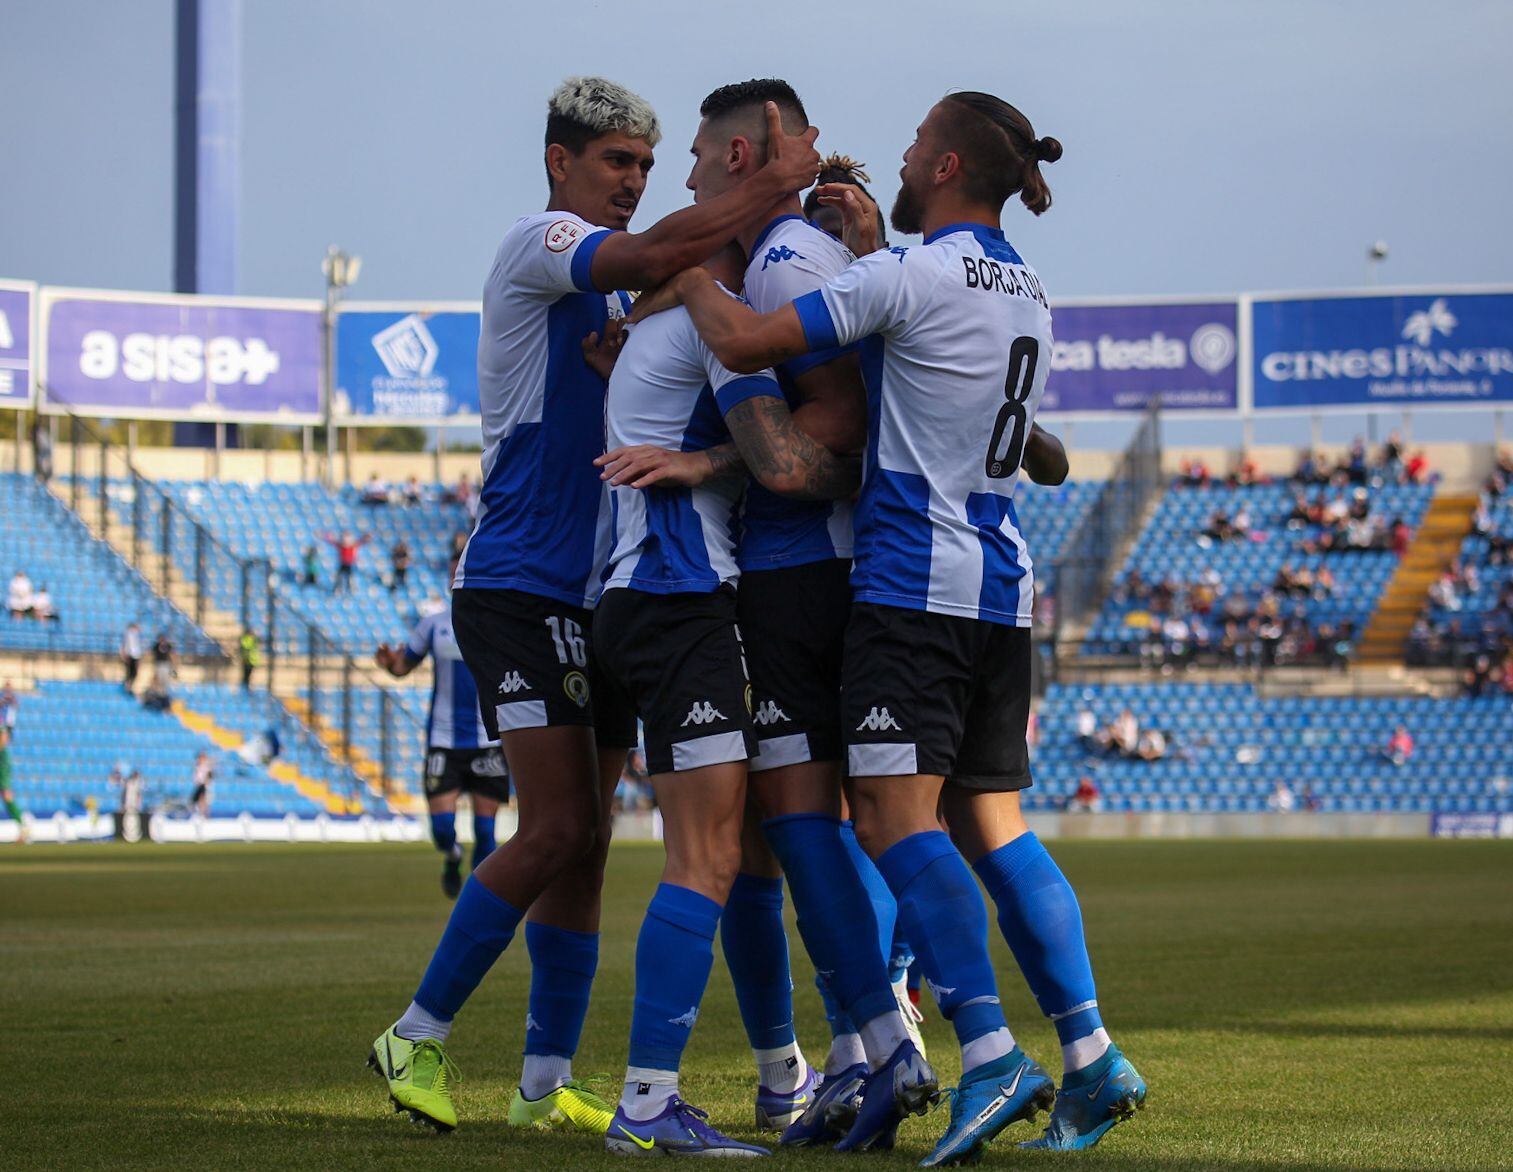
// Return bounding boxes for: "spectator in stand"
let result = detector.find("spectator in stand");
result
[1382,725,1415,767]
[1067,776,1102,813]
[1345,437,1368,484]
[7,570,33,619]
[1108,708,1140,757]
[1429,572,1461,612]
[1403,449,1429,484]
[390,540,412,592]
[1379,430,1404,476]
[238,628,260,691]
[1136,728,1168,762]
[300,544,320,587]
[120,622,144,691]
[190,751,215,817]
[402,475,423,506]
[1227,457,1263,487]
[1266,780,1296,812]
[361,472,390,506]
[112,761,143,818]
[1285,491,1311,529]
[1200,509,1237,543]
[1178,457,1211,487]
[321,531,371,594]
[1074,706,1099,753]
[143,632,176,712]
[31,585,57,623]
[1299,785,1323,812]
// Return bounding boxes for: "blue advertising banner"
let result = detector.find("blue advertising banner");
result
[334,305,481,422]
[1043,299,1239,414]
[40,289,322,420]
[0,280,35,408]
[1252,289,1513,411]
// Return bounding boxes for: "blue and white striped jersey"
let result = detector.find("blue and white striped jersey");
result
[793,223,1052,627]
[404,611,496,750]
[456,211,632,607]
[739,215,856,570]
[603,294,782,594]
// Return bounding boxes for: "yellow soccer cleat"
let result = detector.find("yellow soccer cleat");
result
[507,1079,616,1134]
[368,1025,460,1133]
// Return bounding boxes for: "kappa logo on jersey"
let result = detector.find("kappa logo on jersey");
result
[855,706,902,732]
[543,219,585,253]
[752,699,789,726]
[497,671,530,694]
[680,700,726,727]
[668,1006,699,1029]
[761,244,805,271]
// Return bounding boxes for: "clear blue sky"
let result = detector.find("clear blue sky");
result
[3,0,1511,306]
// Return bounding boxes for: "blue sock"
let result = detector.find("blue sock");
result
[472,815,497,870]
[876,831,1007,1048]
[628,883,723,1071]
[413,875,524,1019]
[430,811,457,855]
[524,921,599,1058]
[815,971,856,1038]
[840,819,898,971]
[974,833,1103,1046]
[719,873,796,1052]
[766,814,896,1029]
[889,920,916,986]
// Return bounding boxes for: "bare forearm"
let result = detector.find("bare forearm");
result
[1023,423,1069,486]
[681,272,806,375]
[727,397,861,500]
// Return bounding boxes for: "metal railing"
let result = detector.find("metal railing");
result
[1049,401,1164,654]
[44,406,425,799]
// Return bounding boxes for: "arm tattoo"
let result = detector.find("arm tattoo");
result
[701,443,748,485]
[725,397,860,501]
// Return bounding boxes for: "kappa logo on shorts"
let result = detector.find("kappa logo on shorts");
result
[497,671,530,694]
[752,699,789,726]
[680,700,726,727]
[855,706,902,732]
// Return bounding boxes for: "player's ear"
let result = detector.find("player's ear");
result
[728,135,752,175]
[935,150,963,188]
[546,143,573,187]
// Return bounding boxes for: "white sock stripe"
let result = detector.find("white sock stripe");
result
[1049,999,1099,1022]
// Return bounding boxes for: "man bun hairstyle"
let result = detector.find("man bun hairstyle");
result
[544,76,661,185]
[699,78,808,134]
[938,91,1061,215]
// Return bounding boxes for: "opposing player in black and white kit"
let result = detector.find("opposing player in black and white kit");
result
[375,581,508,899]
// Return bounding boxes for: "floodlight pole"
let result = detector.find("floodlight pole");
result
[321,246,359,489]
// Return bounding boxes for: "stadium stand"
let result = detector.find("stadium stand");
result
[1,473,218,657]
[1030,682,1513,815]
[105,478,470,653]
[303,684,429,798]
[1084,478,1435,661]
[4,680,378,818]
[1012,479,1101,595]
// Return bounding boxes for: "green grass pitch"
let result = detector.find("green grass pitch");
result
[3,840,1511,1170]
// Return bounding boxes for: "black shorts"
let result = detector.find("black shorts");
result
[841,603,1033,792]
[451,588,637,750]
[738,559,850,772]
[594,586,756,776]
[424,746,512,802]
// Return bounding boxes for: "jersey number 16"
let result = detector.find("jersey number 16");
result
[985,335,1039,479]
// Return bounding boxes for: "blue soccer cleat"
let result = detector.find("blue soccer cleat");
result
[834,1040,938,1153]
[779,1064,866,1147]
[605,1098,770,1157]
[755,1062,820,1132]
[1021,1045,1146,1151]
[920,1047,1055,1167]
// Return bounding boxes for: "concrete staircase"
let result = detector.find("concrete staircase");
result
[1355,491,1478,665]
[281,694,423,816]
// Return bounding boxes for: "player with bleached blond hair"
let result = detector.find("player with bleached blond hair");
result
[366,75,820,1138]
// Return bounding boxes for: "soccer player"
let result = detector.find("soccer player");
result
[640,91,1145,1161]
[0,724,21,843]
[366,76,821,1137]
[374,581,508,898]
[594,242,859,1157]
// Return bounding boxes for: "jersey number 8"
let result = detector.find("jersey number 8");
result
[985,335,1039,479]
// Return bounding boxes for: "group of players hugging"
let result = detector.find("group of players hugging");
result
[365,74,1145,1164]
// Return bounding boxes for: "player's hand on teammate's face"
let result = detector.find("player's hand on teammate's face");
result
[595,445,707,489]
[814,183,883,256]
[582,319,628,380]
[764,101,821,194]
